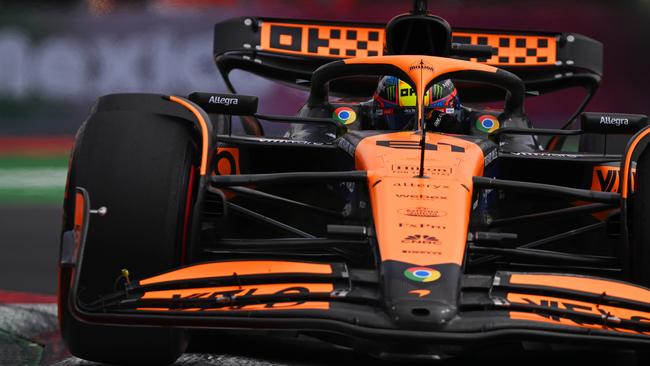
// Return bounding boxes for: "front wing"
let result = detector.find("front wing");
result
[62,193,650,351]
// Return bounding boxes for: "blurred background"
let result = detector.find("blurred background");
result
[0,0,649,296]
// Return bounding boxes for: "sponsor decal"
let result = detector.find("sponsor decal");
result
[592,165,636,193]
[333,106,357,125]
[401,234,440,244]
[391,164,452,176]
[402,250,442,255]
[395,193,447,200]
[476,115,500,133]
[258,138,323,145]
[594,167,620,193]
[398,207,447,217]
[143,284,331,311]
[600,116,629,126]
[508,293,650,332]
[398,223,447,230]
[383,84,397,102]
[393,182,450,189]
[404,267,441,282]
[409,59,435,72]
[484,149,498,166]
[510,152,578,158]
[409,289,431,298]
[262,23,384,58]
[209,95,239,106]
[399,85,416,97]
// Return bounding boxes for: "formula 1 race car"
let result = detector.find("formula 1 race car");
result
[58,1,650,364]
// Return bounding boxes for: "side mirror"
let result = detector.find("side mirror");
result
[188,92,258,115]
[580,112,648,134]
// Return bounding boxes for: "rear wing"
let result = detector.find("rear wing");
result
[213,17,603,101]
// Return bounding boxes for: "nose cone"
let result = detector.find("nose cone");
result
[388,300,457,329]
[381,262,462,330]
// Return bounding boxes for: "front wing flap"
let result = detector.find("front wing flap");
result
[66,253,650,348]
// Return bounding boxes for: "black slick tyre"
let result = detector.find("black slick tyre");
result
[631,145,650,285]
[59,94,198,365]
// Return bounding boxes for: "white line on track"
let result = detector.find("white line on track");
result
[0,168,67,189]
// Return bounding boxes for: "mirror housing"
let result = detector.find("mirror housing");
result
[580,112,648,134]
[189,92,258,115]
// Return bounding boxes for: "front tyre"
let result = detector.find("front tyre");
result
[59,94,198,365]
[631,143,650,285]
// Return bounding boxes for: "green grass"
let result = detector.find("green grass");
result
[0,155,69,168]
[0,155,68,204]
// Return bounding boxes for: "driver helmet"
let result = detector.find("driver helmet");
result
[372,76,461,131]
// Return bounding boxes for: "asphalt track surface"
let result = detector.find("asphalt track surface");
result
[0,205,647,365]
[0,205,61,295]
